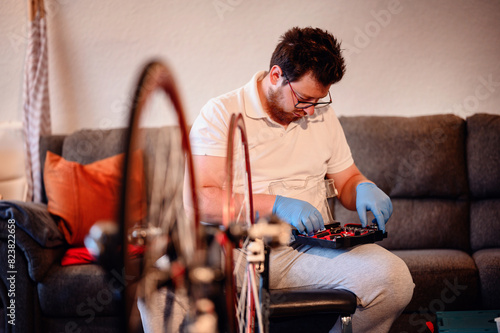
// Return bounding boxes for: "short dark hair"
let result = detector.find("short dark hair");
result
[269,27,346,86]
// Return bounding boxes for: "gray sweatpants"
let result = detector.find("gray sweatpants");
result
[139,243,414,333]
[264,242,414,333]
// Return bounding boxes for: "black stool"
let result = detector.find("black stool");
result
[269,288,357,333]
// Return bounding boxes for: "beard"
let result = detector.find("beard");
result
[267,87,301,126]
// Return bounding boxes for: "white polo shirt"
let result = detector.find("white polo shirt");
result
[190,71,353,206]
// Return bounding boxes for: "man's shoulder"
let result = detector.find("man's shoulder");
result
[205,71,264,108]
[212,86,244,104]
[200,87,242,119]
[199,87,243,118]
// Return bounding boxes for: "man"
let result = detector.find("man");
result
[188,27,414,332]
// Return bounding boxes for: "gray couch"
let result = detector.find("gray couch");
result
[335,113,500,332]
[0,113,499,333]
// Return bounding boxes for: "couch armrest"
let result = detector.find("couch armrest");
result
[0,200,66,281]
[0,201,64,247]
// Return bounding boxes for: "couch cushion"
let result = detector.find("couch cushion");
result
[470,199,500,251]
[338,115,468,198]
[392,249,480,312]
[467,114,500,252]
[466,113,500,198]
[335,198,470,251]
[473,248,500,309]
[38,264,123,317]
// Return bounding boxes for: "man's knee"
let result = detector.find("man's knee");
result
[383,256,414,309]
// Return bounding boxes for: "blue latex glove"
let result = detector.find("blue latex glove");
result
[356,182,392,232]
[272,195,325,235]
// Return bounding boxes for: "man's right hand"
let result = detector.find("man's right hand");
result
[272,195,325,235]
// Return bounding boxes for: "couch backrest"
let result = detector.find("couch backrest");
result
[40,115,499,252]
[39,134,65,204]
[334,114,471,251]
[39,129,127,203]
[39,127,181,207]
[467,113,500,251]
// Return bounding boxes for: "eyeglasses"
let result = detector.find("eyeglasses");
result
[284,74,332,110]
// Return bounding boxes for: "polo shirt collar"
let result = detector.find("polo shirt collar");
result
[243,71,269,119]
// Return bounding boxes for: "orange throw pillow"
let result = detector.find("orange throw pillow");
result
[44,150,146,246]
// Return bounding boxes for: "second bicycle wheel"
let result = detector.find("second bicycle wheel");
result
[223,113,269,333]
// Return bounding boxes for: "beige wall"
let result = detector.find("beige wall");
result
[1,0,500,134]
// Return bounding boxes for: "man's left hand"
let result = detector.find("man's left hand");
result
[355,182,392,233]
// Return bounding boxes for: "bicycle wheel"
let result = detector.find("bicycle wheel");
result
[120,60,208,333]
[222,113,269,333]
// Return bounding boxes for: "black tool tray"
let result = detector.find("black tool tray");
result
[292,222,387,249]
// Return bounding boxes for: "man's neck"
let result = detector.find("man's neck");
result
[256,72,270,114]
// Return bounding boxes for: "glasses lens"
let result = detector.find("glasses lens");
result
[295,97,331,110]
[318,93,332,103]
[314,93,332,110]
[295,102,314,109]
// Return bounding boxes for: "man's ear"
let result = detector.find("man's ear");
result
[269,65,283,86]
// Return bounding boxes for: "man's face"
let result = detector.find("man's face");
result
[266,72,331,126]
